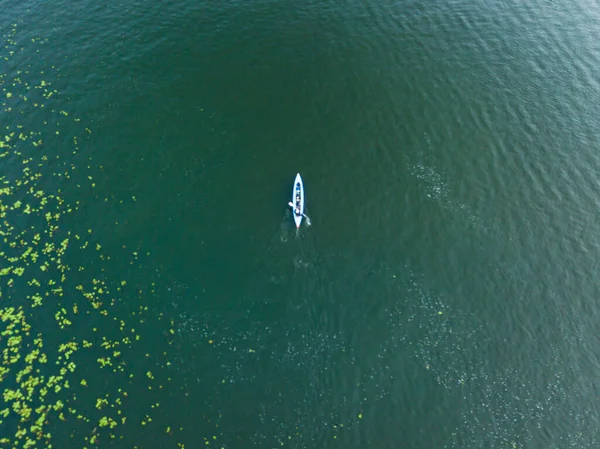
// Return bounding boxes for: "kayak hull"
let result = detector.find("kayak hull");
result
[292,173,304,228]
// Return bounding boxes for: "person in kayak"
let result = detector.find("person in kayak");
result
[294,182,302,215]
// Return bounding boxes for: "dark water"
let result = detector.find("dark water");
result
[2,0,600,447]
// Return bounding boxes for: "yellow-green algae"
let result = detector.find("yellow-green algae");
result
[0,23,184,449]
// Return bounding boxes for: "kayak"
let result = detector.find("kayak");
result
[292,173,304,228]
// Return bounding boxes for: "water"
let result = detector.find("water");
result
[2,0,600,447]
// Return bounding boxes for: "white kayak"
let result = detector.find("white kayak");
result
[292,173,304,228]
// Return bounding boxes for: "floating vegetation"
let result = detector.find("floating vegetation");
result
[0,23,183,449]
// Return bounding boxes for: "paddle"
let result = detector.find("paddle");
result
[288,201,310,218]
